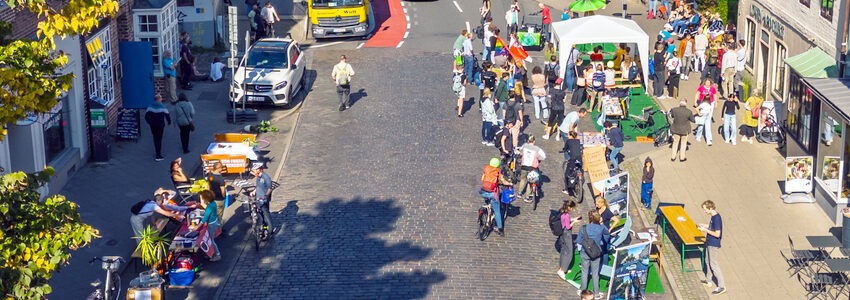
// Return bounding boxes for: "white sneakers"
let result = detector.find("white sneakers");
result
[557,270,566,281]
[542,134,550,140]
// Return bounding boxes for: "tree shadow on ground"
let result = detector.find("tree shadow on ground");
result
[217,197,446,298]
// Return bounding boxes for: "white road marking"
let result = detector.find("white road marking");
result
[406,15,410,22]
[356,42,365,49]
[397,41,404,48]
[309,41,345,48]
[465,21,470,33]
[453,0,463,12]
[407,23,411,29]
[403,8,407,13]
[404,31,409,39]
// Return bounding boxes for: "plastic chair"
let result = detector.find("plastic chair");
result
[629,107,656,134]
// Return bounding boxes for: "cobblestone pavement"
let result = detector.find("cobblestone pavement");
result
[215,48,676,299]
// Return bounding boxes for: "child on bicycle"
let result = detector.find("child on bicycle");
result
[480,157,513,236]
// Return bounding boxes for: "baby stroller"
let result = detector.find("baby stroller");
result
[519,13,543,47]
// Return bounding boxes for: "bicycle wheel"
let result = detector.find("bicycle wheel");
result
[575,173,585,203]
[109,273,120,300]
[477,208,490,241]
[653,127,670,147]
[531,184,538,211]
[251,210,262,251]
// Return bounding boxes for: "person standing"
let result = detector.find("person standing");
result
[249,163,275,238]
[678,33,694,81]
[179,35,195,90]
[694,29,708,72]
[517,135,546,202]
[564,45,580,93]
[144,95,171,161]
[260,1,280,37]
[557,200,581,281]
[206,161,228,220]
[462,32,475,85]
[505,4,519,34]
[742,89,763,144]
[198,190,222,262]
[538,3,551,42]
[666,52,681,98]
[640,157,655,209]
[722,93,740,144]
[530,66,549,122]
[172,93,195,154]
[503,93,524,148]
[453,66,466,117]
[698,200,726,295]
[482,22,494,61]
[652,43,667,98]
[162,51,178,104]
[735,39,747,96]
[694,96,713,145]
[670,100,695,161]
[605,121,624,172]
[332,55,355,111]
[251,4,266,41]
[481,89,498,145]
[577,211,610,300]
[559,108,588,144]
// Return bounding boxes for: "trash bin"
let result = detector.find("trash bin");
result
[842,208,850,248]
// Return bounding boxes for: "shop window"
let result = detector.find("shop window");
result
[85,28,114,104]
[772,42,787,97]
[822,0,834,21]
[786,72,815,151]
[133,1,179,76]
[746,19,756,68]
[43,96,70,163]
[138,14,158,33]
[140,37,160,69]
[818,105,843,199]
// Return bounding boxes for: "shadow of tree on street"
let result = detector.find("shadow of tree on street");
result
[217,197,446,298]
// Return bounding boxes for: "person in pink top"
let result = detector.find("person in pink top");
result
[693,78,717,107]
[557,200,582,281]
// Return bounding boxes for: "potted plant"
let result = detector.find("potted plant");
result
[134,225,170,267]
[243,120,279,134]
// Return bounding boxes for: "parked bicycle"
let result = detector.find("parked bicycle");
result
[756,106,785,145]
[86,256,124,300]
[563,159,585,203]
[652,110,672,147]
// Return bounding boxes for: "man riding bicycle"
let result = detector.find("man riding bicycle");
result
[249,163,274,238]
[517,135,546,202]
[480,157,513,237]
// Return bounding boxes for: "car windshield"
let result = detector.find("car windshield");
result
[245,44,288,69]
[312,0,363,8]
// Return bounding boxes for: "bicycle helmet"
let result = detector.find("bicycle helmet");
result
[527,170,540,183]
[489,157,501,167]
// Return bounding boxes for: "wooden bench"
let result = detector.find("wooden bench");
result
[659,205,706,273]
[214,133,257,144]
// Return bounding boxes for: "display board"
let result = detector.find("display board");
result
[785,156,813,194]
[592,172,630,221]
[116,109,140,140]
[582,145,609,195]
[608,242,652,300]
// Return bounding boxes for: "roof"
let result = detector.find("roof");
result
[805,78,850,120]
[785,47,839,78]
[133,0,171,9]
[551,15,649,42]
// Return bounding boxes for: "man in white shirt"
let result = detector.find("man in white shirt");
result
[462,33,474,85]
[517,135,546,202]
[721,43,737,99]
[694,29,709,72]
[482,21,494,61]
[735,39,747,95]
[331,55,355,111]
[260,1,280,37]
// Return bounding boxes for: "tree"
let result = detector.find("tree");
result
[0,0,119,140]
[0,168,99,299]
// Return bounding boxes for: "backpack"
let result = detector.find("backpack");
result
[628,63,639,82]
[545,63,559,82]
[481,165,500,192]
[500,186,516,204]
[481,71,497,90]
[549,212,565,236]
[493,127,505,150]
[452,74,463,92]
[707,48,719,66]
[581,225,603,260]
[591,72,605,90]
[131,199,153,215]
[504,102,518,122]
[335,64,350,85]
[474,25,485,40]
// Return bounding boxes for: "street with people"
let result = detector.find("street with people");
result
[31,0,849,299]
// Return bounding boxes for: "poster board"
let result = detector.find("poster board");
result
[608,242,652,300]
[116,109,140,140]
[785,156,813,194]
[822,156,842,199]
[592,172,630,221]
[582,145,610,194]
[757,101,778,132]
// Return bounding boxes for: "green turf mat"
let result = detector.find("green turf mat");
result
[583,92,666,141]
[563,251,665,294]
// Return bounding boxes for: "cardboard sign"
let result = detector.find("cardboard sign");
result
[201,154,248,174]
[582,145,610,195]
[214,133,257,143]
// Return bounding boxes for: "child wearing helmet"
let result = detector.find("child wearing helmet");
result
[480,157,513,236]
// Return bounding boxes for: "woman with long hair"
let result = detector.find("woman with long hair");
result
[556,200,581,281]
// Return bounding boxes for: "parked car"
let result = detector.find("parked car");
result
[231,37,306,107]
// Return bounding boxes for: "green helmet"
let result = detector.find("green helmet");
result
[489,157,501,167]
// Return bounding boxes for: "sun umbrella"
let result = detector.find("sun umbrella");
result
[569,0,606,13]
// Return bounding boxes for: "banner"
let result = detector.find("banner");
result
[592,171,629,221]
[785,156,813,193]
[822,156,842,199]
[608,242,652,300]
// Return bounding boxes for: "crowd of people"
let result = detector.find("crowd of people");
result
[460,0,733,298]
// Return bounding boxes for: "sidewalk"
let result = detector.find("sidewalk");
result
[534,0,836,299]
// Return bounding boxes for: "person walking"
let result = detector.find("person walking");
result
[577,211,610,299]
[742,89,763,144]
[698,200,726,295]
[260,1,280,37]
[557,200,581,281]
[605,121,624,172]
[678,33,694,81]
[721,93,740,145]
[481,88,498,145]
[694,95,713,146]
[640,157,655,209]
[544,79,566,140]
[162,50,178,104]
[669,100,695,161]
[530,66,549,122]
[720,43,737,99]
[332,55,355,111]
[144,95,171,161]
[517,135,546,202]
[173,93,195,154]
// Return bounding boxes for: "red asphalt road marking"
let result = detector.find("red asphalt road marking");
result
[363,0,407,47]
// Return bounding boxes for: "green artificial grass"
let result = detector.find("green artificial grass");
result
[584,91,667,141]
[564,251,665,294]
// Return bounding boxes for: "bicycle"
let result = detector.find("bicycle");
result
[563,159,585,203]
[652,110,672,147]
[756,106,785,145]
[477,202,496,241]
[86,256,124,300]
[234,180,270,251]
[523,169,541,212]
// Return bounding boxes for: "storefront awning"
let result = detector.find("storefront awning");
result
[805,78,850,120]
[785,48,839,78]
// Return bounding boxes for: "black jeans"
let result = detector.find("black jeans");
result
[179,61,193,87]
[667,74,680,97]
[260,199,273,229]
[179,125,192,152]
[337,84,351,107]
[150,126,164,156]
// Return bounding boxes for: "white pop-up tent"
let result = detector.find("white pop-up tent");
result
[551,15,651,89]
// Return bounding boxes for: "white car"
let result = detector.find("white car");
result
[231,38,306,107]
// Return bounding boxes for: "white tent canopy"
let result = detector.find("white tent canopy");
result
[551,15,650,90]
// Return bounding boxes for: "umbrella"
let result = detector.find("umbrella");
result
[569,0,606,13]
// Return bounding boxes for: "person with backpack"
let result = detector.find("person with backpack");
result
[502,93,524,148]
[555,200,581,281]
[543,79,566,140]
[452,66,466,117]
[517,135,546,202]
[331,55,355,111]
[577,210,610,299]
[480,61,497,108]
[498,122,516,157]
[480,158,513,236]
[589,64,606,112]
[544,55,559,88]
